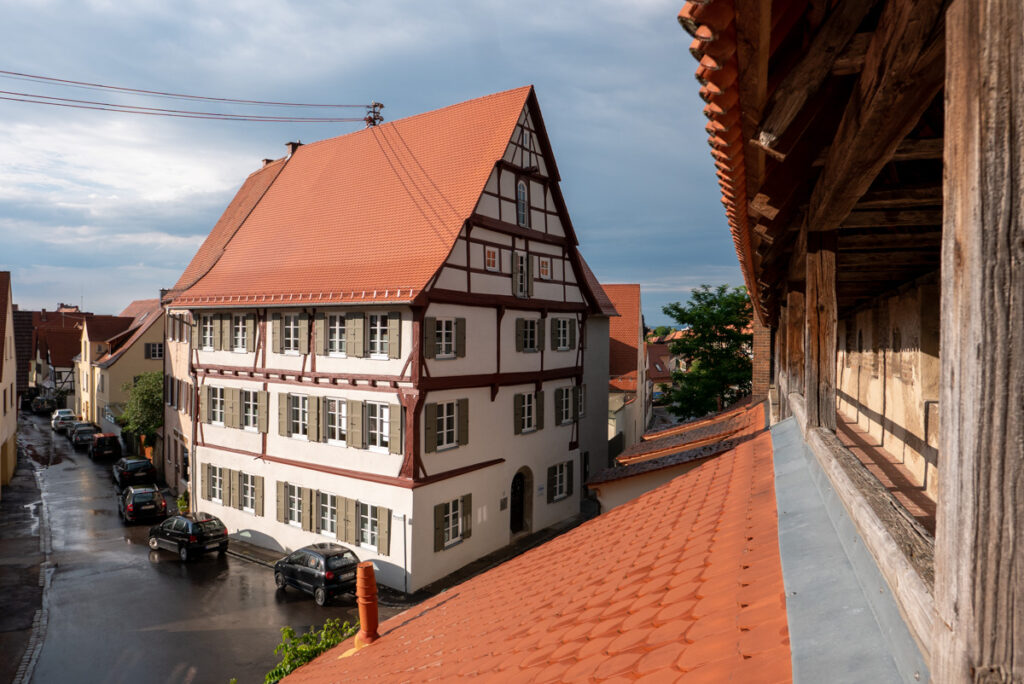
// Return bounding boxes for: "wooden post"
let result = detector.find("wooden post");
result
[786,289,805,400]
[776,302,789,418]
[804,230,837,430]
[933,1,1024,681]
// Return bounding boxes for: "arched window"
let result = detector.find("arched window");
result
[516,181,529,227]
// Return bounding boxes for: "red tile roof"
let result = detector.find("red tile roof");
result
[285,411,790,683]
[37,327,81,368]
[648,342,673,383]
[578,257,619,317]
[605,284,643,388]
[170,87,555,308]
[0,272,9,384]
[82,316,135,349]
[97,299,163,367]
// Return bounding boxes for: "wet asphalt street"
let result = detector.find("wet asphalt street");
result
[19,415,369,684]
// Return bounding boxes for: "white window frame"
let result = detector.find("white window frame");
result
[521,392,536,433]
[326,398,347,446]
[516,180,529,227]
[319,492,337,538]
[367,314,389,359]
[241,390,258,432]
[287,484,302,527]
[148,343,164,359]
[485,246,499,272]
[232,314,247,352]
[210,465,224,504]
[515,252,528,297]
[366,402,390,453]
[210,386,225,425]
[442,497,462,547]
[436,318,455,359]
[290,394,308,440]
[553,462,569,501]
[201,315,214,351]
[436,400,458,450]
[538,257,551,280]
[327,314,346,357]
[523,319,538,352]
[555,318,570,351]
[358,502,378,551]
[241,472,255,513]
[558,388,572,425]
[283,314,300,354]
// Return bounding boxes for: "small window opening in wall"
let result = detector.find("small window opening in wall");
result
[516,181,529,227]
[485,246,499,272]
[538,257,551,280]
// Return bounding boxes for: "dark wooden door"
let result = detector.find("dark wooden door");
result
[510,473,525,533]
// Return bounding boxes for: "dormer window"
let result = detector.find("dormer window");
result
[516,181,529,227]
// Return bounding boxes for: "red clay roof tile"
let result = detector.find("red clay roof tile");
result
[605,283,643,386]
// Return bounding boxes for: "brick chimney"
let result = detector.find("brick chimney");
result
[285,141,302,157]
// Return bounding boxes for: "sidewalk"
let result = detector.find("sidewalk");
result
[0,433,45,684]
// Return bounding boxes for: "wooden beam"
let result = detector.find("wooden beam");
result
[855,186,943,208]
[841,208,943,228]
[813,136,945,167]
[933,1,1024,681]
[734,0,771,197]
[756,0,881,150]
[804,230,836,430]
[840,232,942,251]
[808,0,947,234]
[832,32,872,75]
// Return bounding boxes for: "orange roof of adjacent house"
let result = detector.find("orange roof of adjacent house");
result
[83,315,134,345]
[578,257,619,317]
[96,299,163,367]
[648,342,673,383]
[285,409,790,683]
[605,284,643,387]
[169,87,556,308]
[37,327,81,368]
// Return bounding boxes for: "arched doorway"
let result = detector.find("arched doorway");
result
[509,467,533,535]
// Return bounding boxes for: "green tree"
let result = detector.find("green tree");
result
[662,284,752,418]
[119,371,164,444]
[265,619,357,684]
[651,325,674,338]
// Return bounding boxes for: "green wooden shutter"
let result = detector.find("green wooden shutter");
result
[223,314,234,351]
[536,391,545,430]
[387,312,401,359]
[314,312,327,356]
[455,318,466,358]
[245,314,256,352]
[527,256,534,297]
[227,388,241,429]
[276,481,286,523]
[308,397,321,442]
[230,470,240,509]
[554,388,564,425]
[212,314,223,350]
[515,319,525,352]
[568,319,577,349]
[278,393,291,436]
[257,391,269,433]
[513,394,523,435]
[551,319,559,350]
[572,386,581,421]
[423,317,436,359]
[272,314,283,354]
[346,313,364,357]
[566,461,575,498]
[312,491,322,534]
[347,400,364,448]
[389,403,402,454]
[255,476,264,516]
[512,256,521,297]
[546,465,556,503]
[458,398,469,446]
[190,314,200,348]
[378,507,391,556]
[424,403,437,453]
[433,503,444,552]
[199,386,209,423]
[342,497,357,545]
[203,463,212,501]
[301,487,314,531]
[298,313,310,355]
[537,319,545,352]
[461,494,472,540]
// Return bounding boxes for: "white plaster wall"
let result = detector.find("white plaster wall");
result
[580,316,610,472]
[422,303,497,377]
[591,462,701,511]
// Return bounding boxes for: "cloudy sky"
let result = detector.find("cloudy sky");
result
[0,0,741,328]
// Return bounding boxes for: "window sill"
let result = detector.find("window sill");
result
[212,498,223,505]
[552,493,568,502]
[436,354,456,360]
[287,521,302,528]
[283,350,300,356]
[328,352,347,358]
[368,445,389,455]
[437,442,459,452]
[327,439,348,448]
[359,543,378,553]
[212,421,225,427]
[521,427,537,435]
[320,529,336,538]
[291,434,309,442]
[243,426,258,433]
[233,348,248,354]
[442,538,463,551]
[201,346,214,352]
[369,354,389,361]
[242,507,255,515]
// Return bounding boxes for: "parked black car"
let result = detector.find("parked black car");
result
[118,485,167,524]
[70,424,98,449]
[66,421,92,440]
[112,457,157,489]
[274,543,360,606]
[89,433,122,460]
[148,513,228,561]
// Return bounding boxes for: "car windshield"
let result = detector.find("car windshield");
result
[126,461,151,471]
[132,492,156,502]
[196,520,224,535]
[326,552,358,570]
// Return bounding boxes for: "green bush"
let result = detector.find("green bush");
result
[265,618,357,684]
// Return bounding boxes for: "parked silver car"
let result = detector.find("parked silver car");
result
[51,409,75,432]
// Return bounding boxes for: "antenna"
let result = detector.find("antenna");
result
[364,102,384,128]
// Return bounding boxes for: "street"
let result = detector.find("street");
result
[18,414,388,684]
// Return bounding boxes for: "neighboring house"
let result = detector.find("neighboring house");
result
[603,284,650,458]
[74,301,164,439]
[646,341,673,397]
[0,274,17,496]
[31,327,84,408]
[15,303,90,408]
[162,86,613,592]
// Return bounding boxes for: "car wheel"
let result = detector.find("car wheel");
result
[314,587,327,607]
[217,544,228,557]
[148,536,159,550]
[178,545,189,562]
[275,572,287,590]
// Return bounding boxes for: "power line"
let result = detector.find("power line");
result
[0,69,366,108]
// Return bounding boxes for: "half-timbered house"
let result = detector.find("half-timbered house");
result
[162,87,614,592]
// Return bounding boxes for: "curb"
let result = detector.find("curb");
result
[225,548,275,569]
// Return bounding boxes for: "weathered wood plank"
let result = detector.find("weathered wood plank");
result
[804,230,836,429]
[832,32,872,75]
[734,0,771,197]
[855,186,943,209]
[933,1,1024,681]
[786,290,805,400]
[814,136,945,167]
[757,0,881,150]
[840,232,942,250]
[841,208,943,228]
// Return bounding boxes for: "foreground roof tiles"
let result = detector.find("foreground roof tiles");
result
[170,87,534,308]
[285,412,790,683]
